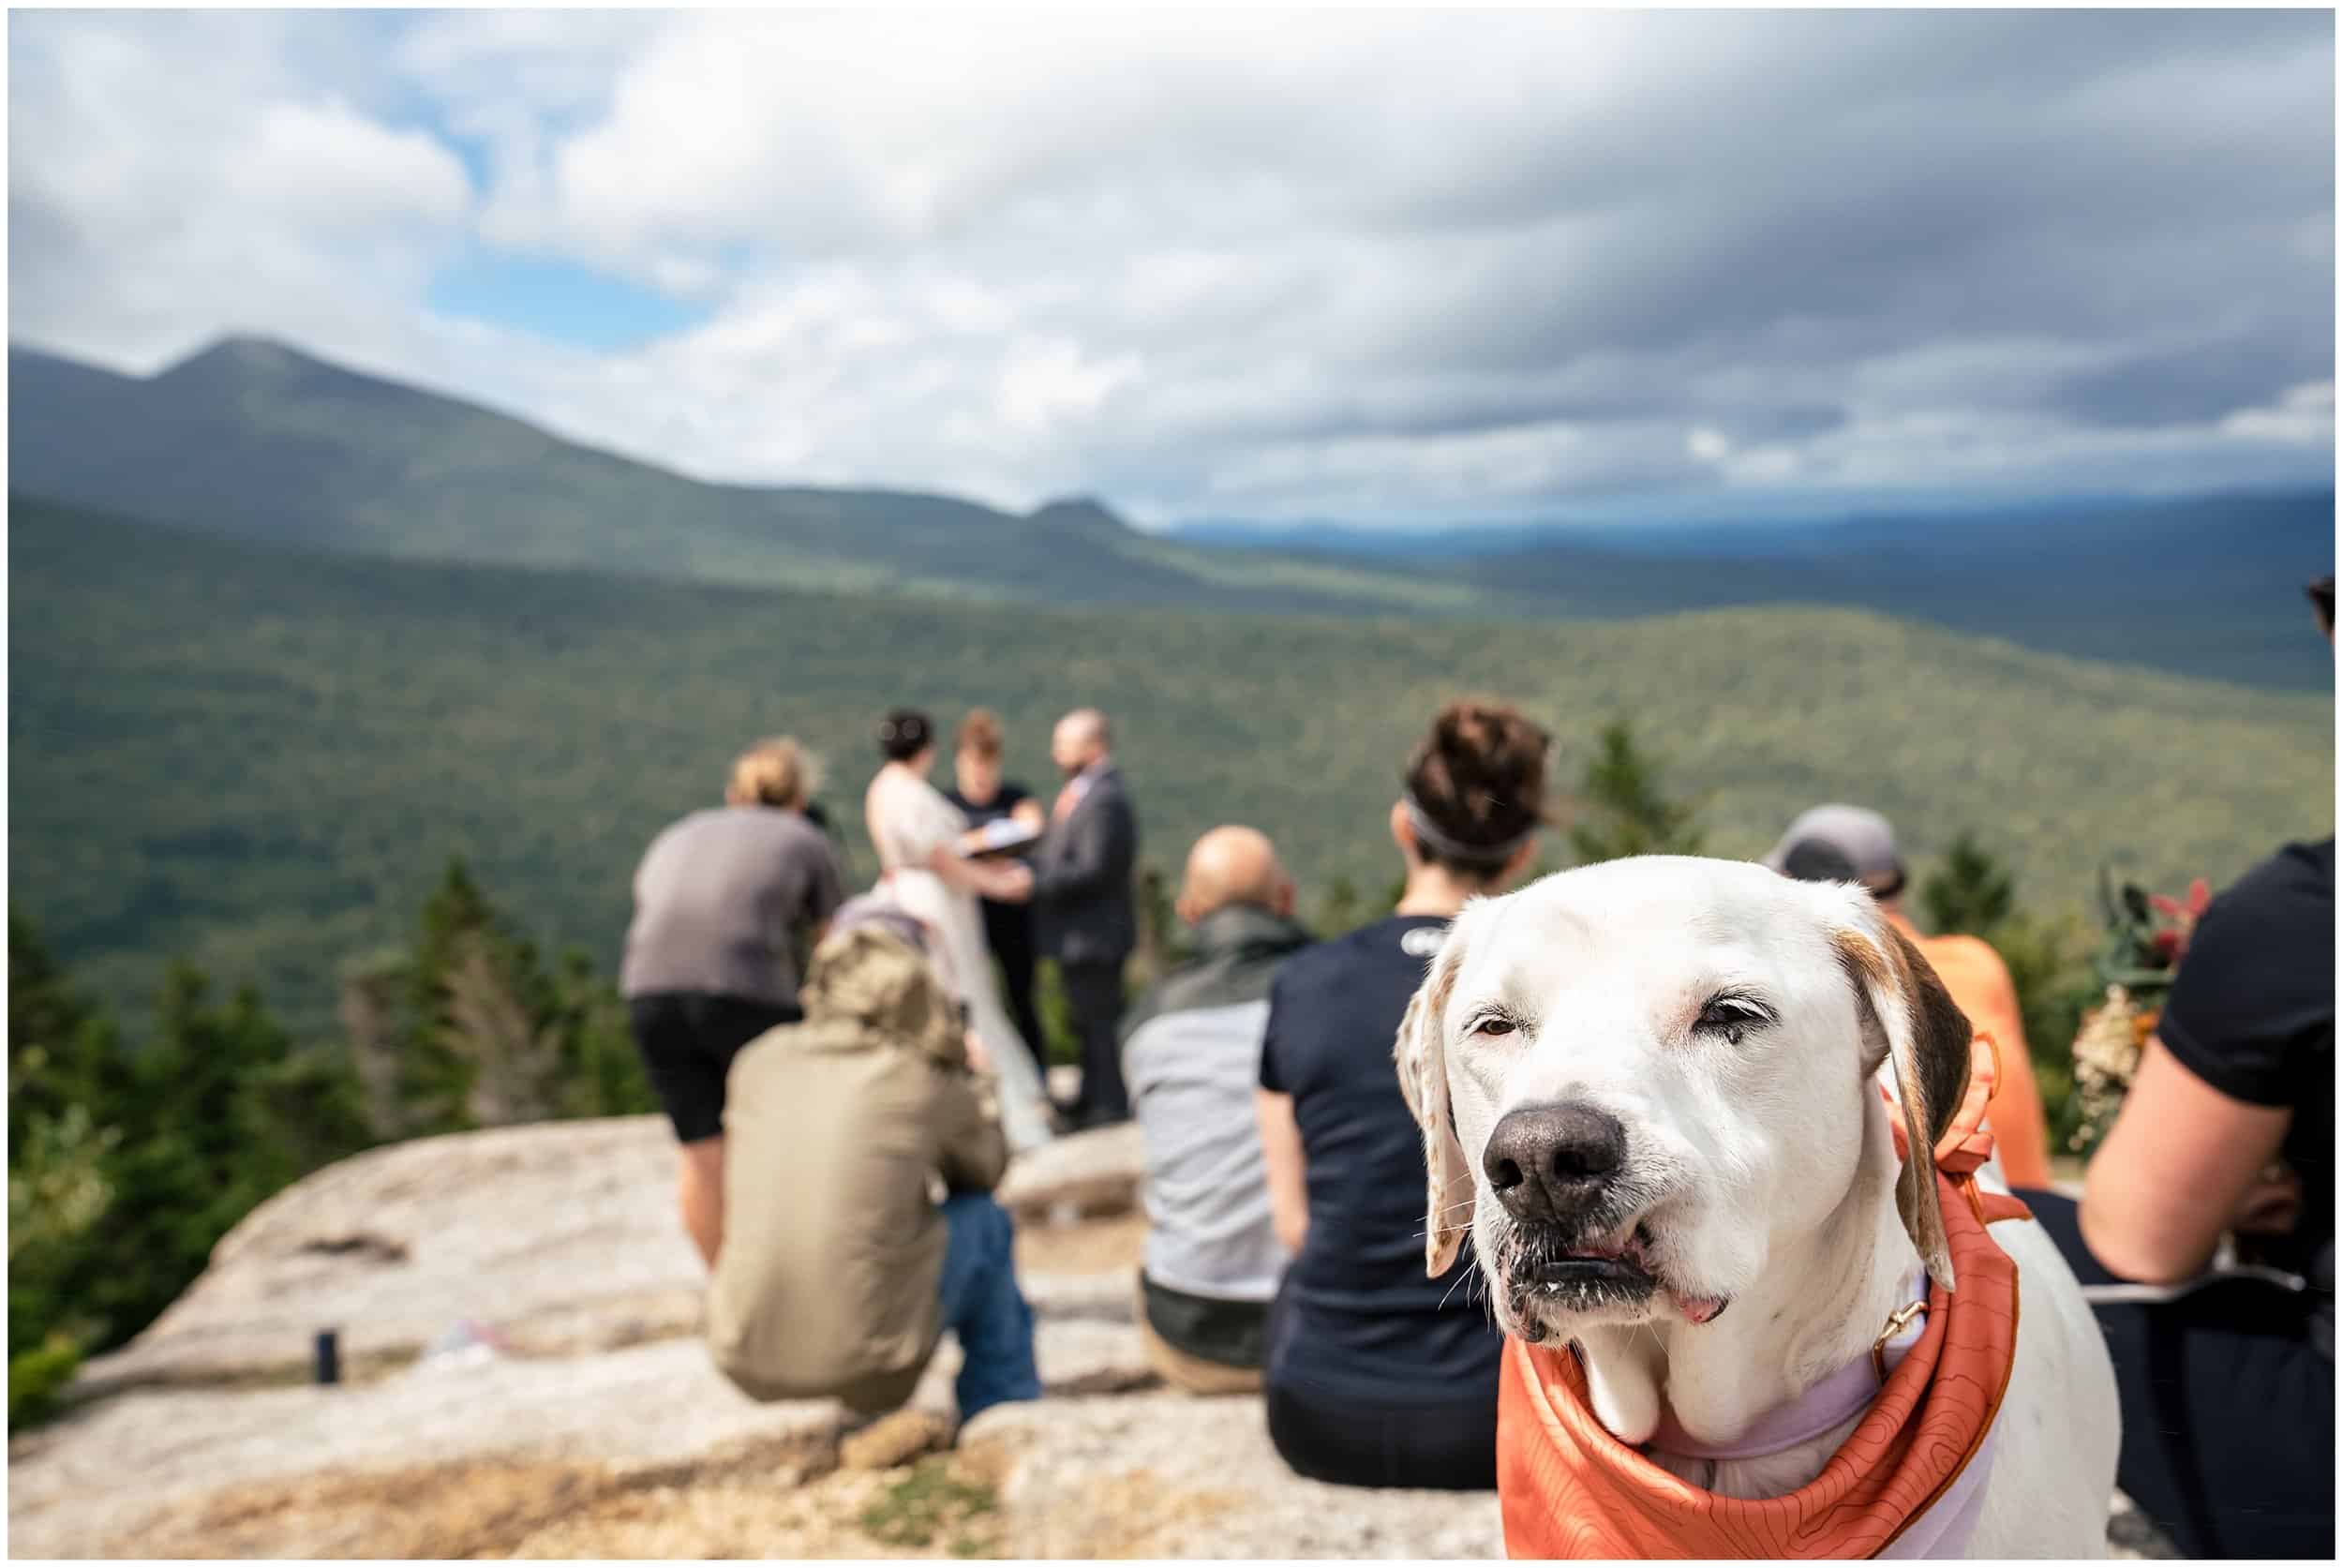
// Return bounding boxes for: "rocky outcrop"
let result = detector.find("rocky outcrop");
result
[963,1395,1504,1559]
[16,1116,2173,1559]
[70,1116,694,1396]
[993,1121,1147,1222]
[70,1114,1153,1399]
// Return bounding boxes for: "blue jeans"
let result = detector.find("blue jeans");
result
[937,1192,1041,1420]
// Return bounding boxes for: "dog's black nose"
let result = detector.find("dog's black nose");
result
[1483,1102,1627,1225]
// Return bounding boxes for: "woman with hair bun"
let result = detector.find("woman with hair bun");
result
[864,708,1055,1152]
[1254,698,1551,1489]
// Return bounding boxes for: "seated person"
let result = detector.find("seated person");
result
[2028,831,2334,1558]
[2030,583,2336,1558]
[1254,700,1544,1489]
[1764,803,2054,1188]
[707,918,1040,1426]
[1120,827,1314,1394]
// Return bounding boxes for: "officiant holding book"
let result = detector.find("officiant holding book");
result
[946,709,1049,1060]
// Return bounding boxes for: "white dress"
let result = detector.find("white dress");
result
[866,765,1054,1153]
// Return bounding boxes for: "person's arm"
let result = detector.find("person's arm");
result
[935,1059,1010,1195]
[802,843,847,952]
[1256,1088,1309,1255]
[925,842,1032,903]
[2079,1037,2293,1283]
[1010,798,1046,833]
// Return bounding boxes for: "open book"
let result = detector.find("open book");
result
[966,816,1043,859]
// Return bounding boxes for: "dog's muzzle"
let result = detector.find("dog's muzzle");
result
[1484,1101,1729,1333]
[1484,1101,1626,1229]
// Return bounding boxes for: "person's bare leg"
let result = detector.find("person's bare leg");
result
[678,1137,726,1267]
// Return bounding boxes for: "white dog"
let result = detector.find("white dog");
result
[1396,856,2118,1558]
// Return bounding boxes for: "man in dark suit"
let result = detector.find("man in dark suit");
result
[1034,708,1139,1129]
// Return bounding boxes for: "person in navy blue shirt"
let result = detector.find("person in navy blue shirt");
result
[942,709,1049,1066]
[1255,699,1552,1489]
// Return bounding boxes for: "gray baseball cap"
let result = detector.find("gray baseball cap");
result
[828,892,932,954]
[1763,803,1904,889]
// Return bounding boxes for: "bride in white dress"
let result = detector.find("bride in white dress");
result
[863,710,1055,1153]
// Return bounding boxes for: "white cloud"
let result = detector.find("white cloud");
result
[9,9,2334,522]
[231,100,470,230]
[2221,382,2337,445]
[9,13,472,371]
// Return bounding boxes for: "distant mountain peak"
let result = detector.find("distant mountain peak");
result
[1025,496,1127,532]
[160,335,320,382]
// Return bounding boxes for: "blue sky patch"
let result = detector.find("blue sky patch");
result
[426,252,710,351]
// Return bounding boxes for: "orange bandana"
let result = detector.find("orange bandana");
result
[1498,1035,2029,1560]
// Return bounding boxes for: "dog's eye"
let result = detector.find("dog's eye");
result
[1694,995,1773,1042]
[1469,1014,1518,1038]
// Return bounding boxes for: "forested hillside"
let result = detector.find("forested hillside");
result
[13,497,2330,1042]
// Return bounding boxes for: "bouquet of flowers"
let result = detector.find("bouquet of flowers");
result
[2067,872,2211,1156]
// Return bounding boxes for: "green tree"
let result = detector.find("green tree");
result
[1977,911,2098,1154]
[1311,872,1411,936]
[351,862,653,1130]
[8,917,128,1422]
[363,859,565,1133]
[1034,961,1079,1069]
[8,1102,117,1427]
[339,949,417,1139]
[1132,862,1189,987]
[6,942,375,1401]
[8,914,131,1154]
[548,948,657,1119]
[235,1048,379,1195]
[1568,719,1705,865]
[1921,830,2017,935]
[67,967,321,1349]
[1914,836,2097,1152]
[1312,875,1363,937]
[398,859,513,1131]
[7,880,660,1434]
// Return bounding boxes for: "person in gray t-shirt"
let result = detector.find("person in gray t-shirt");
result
[1120,827,1313,1391]
[623,737,846,1266]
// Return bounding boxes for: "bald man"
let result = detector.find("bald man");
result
[1118,826,1314,1394]
[1034,708,1141,1127]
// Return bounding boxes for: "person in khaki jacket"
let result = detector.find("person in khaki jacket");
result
[708,917,1041,1421]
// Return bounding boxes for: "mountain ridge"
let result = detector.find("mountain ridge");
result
[10,336,2333,687]
[8,336,1469,620]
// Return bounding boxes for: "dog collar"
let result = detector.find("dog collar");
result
[1644,1270,1931,1465]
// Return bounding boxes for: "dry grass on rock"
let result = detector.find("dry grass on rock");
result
[79,1431,1014,1561]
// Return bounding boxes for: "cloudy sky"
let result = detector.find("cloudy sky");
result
[10,9,2335,526]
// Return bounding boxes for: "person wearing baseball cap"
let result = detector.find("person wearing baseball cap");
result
[1765,804,2054,1189]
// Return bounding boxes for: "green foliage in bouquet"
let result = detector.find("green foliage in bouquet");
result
[2067,870,2212,1156]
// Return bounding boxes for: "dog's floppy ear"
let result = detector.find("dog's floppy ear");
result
[1395,930,1474,1278]
[1832,915,1976,1291]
